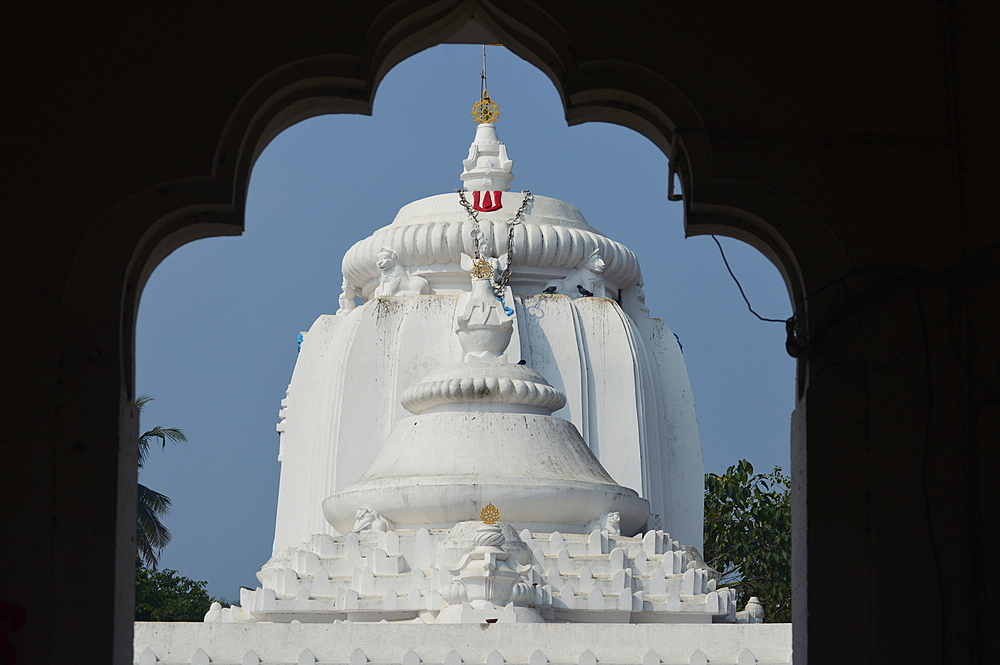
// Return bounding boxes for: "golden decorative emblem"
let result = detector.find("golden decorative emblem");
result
[471,258,494,279]
[471,90,501,123]
[480,503,500,524]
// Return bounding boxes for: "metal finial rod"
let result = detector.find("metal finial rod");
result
[481,44,488,99]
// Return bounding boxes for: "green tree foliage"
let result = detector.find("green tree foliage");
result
[134,566,216,622]
[136,395,187,568]
[704,460,791,622]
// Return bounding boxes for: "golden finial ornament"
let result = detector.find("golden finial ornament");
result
[471,90,501,124]
[480,503,500,524]
[471,257,494,279]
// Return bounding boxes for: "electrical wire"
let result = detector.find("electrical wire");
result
[711,235,787,323]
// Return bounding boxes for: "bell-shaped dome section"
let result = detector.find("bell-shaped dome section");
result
[322,276,650,535]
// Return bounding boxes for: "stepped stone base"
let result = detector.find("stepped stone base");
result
[225,525,738,625]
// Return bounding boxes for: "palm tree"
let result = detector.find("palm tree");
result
[136,395,187,569]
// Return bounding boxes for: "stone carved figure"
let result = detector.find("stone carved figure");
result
[352,507,394,533]
[735,597,765,623]
[587,511,621,535]
[337,277,358,314]
[542,248,606,298]
[372,248,430,297]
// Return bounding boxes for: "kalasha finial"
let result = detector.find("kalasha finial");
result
[471,257,494,279]
[480,503,500,524]
[471,90,501,124]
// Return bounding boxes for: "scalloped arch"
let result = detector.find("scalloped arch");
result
[63,0,847,398]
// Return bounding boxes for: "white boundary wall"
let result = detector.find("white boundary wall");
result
[135,622,792,665]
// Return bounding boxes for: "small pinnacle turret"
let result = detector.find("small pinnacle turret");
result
[461,92,514,207]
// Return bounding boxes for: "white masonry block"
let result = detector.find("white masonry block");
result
[413,529,434,569]
[371,548,404,575]
[406,587,423,610]
[411,568,426,587]
[611,569,629,593]
[634,549,648,574]
[673,551,685,575]
[353,567,375,595]
[587,530,605,555]
[557,548,572,573]
[311,534,337,557]
[298,648,318,664]
[378,530,401,556]
[275,567,300,597]
[617,587,632,611]
[292,550,322,576]
[578,566,594,592]
[337,588,360,611]
[425,589,444,611]
[681,568,696,595]
[643,531,658,556]
[647,567,666,596]
[241,650,261,665]
[561,582,577,603]
[609,548,626,571]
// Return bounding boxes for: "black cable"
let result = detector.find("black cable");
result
[711,235,787,323]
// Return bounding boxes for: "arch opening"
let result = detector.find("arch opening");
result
[135,44,795,607]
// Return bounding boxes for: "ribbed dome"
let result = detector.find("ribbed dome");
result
[340,193,642,297]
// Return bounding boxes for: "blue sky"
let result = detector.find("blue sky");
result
[136,45,794,600]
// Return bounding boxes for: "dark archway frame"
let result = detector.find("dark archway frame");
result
[60,1,855,661]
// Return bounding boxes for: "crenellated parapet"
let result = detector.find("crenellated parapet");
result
[208,523,740,626]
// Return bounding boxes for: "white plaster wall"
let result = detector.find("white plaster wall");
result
[272,294,703,551]
[633,317,705,549]
[135,622,791,665]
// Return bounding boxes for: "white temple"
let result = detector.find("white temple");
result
[134,94,791,665]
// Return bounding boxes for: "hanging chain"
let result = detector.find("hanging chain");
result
[456,189,533,296]
[455,189,485,259]
[495,190,532,295]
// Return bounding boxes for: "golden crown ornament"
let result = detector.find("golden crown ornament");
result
[480,503,500,524]
[471,90,501,124]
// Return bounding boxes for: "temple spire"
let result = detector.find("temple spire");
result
[461,46,512,202]
[461,96,513,201]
